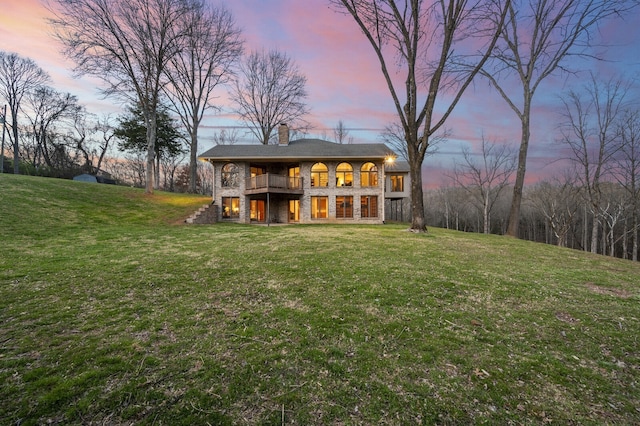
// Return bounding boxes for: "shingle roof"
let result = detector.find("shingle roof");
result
[198,138,394,162]
[385,160,410,173]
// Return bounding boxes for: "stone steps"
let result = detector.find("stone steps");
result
[185,203,217,224]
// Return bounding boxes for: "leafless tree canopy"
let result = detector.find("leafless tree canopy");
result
[330,0,510,231]
[48,0,191,193]
[482,0,640,237]
[164,1,243,192]
[24,87,81,170]
[449,137,516,234]
[333,120,352,144]
[559,74,630,253]
[232,49,310,145]
[0,51,51,173]
[614,109,640,260]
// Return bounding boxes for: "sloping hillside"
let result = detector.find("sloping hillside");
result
[1,174,639,425]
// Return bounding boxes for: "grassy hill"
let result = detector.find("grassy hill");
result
[1,174,639,425]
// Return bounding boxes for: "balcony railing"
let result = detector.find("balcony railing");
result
[245,174,303,194]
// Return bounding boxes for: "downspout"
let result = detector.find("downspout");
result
[211,162,216,203]
[382,160,386,223]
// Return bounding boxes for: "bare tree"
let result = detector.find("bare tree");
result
[559,75,628,254]
[232,49,310,145]
[24,86,81,170]
[482,0,640,238]
[614,108,640,260]
[330,0,510,231]
[48,0,190,193]
[164,1,243,193]
[211,128,240,145]
[381,121,445,162]
[529,174,581,247]
[92,115,118,174]
[333,120,353,144]
[63,112,116,175]
[0,51,51,174]
[449,137,516,234]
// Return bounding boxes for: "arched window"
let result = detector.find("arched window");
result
[336,162,353,186]
[361,162,378,187]
[311,162,328,187]
[221,163,238,187]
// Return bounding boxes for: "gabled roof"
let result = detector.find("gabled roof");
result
[198,138,394,162]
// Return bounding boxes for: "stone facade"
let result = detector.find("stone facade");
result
[210,159,385,224]
[198,129,409,225]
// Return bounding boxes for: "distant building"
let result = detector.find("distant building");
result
[73,173,116,185]
[73,174,98,183]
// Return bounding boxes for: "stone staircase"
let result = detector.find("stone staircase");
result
[185,203,218,224]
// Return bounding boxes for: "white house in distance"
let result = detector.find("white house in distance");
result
[197,124,410,224]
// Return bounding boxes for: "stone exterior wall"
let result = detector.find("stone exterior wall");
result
[210,160,386,224]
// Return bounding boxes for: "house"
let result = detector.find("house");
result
[197,124,410,224]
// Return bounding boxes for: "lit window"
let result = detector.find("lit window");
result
[361,196,378,218]
[222,197,240,218]
[336,196,353,219]
[311,163,328,187]
[311,196,328,219]
[221,163,238,187]
[336,162,353,187]
[390,175,404,192]
[289,166,301,189]
[361,162,378,187]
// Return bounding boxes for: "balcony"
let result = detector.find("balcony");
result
[245,174,304,195]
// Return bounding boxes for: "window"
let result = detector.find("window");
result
[221,163,238,187]
[390,175,404,192]
[250,166,266,177]
[361,196,378,218]
[336,196,353,219]
[222,197,240,219]
[311,163,328,187]
[361,162,378,187]
[311,196,328,219]
[336,162,353,186]
[289,166,301,189]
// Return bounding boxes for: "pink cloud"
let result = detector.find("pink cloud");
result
[2,0,639,189]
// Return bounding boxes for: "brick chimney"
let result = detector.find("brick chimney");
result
[278,123,289,146]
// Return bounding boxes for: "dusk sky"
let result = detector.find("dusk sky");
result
[1,0,639,187]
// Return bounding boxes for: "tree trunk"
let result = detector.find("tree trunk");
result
[591,211,599,254]
[483,193,490,234]
[11,115,20,174]
[506,98,531,238]
[188,129,198,193]
[408,154,426,231]
[633,214,638,262]
[145,109,156,195]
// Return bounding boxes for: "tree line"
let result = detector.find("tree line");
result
[424,75,640,261]
[1,0,313,192]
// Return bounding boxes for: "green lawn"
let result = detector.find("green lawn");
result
[1,174,639,425]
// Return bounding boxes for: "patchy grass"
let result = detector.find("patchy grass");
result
[1,174,639,424]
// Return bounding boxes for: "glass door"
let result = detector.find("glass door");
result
[288,199,300,222]
[250,199,266,222]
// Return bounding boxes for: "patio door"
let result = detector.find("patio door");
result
[288,199,300,222]
[250,199,266,222]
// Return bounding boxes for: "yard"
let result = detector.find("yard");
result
[1,174,638,424]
